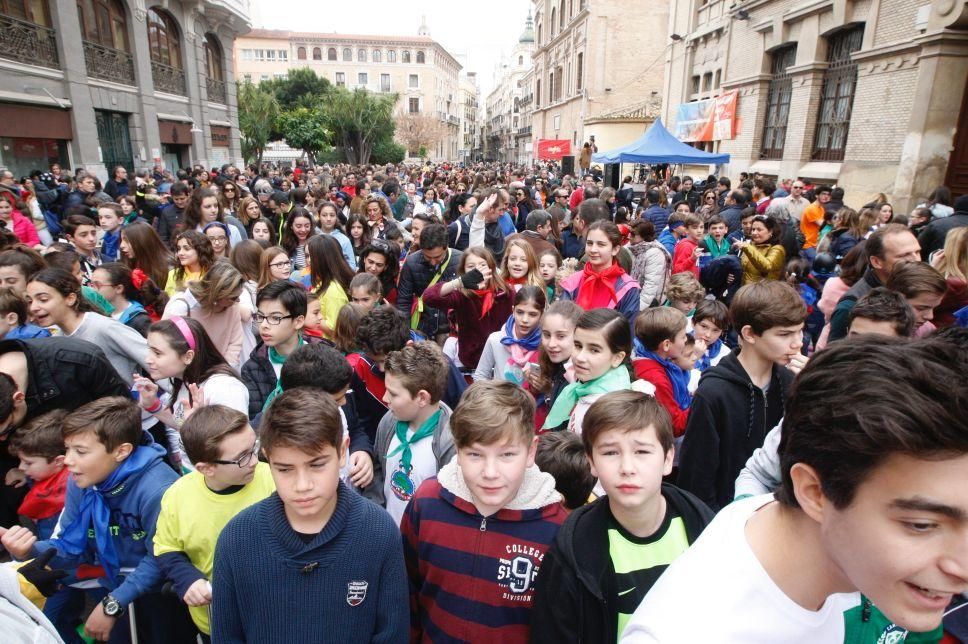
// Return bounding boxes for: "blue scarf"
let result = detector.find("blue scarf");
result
[499,315,541,351]
[695,337,724,372]
[633,339,692,411]
[54,435,165,584]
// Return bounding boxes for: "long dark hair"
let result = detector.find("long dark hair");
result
[346,213,371,250]
[182,187,223,231]
[97,262,168,315]
[121,222,172,290]
[281,207,315,256]
[358,241,400,296]
[28,267,97,313]
[308,234,354,295]
[173,230,215,290]
[148,317,236,402]
[576,307,633,376]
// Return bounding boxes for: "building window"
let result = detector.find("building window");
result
[416,50,425,64]
[576,52,583,91]
[554,65,563,101]
[536,79,541,106]
[537,24,542,43]
[279,49,287,61]
[342,47,351,61]
[559,0,565,29]
[204,34,223,81]
[402,50,411,63]
[812,25,864,161]
[702,72,712,92]
[690,75,700,95]
[373,49,381,62]
[388,50,396,62]
[408,74,418,88]
[381,73,390,91]
[358,72,367,86]
[260,74,268,82]
[312,47,321,60]
[297,46,306,60]
[327,47,336,60]
[146,8,181,69]
[714,69,721,89]
[243,73,251,82]
[548,71,554,102]
[550,8,556,36]
[274,73,286,79]
[266,50,275,61]
[335,72,345,87]
[409,97,419,113]
[2,0,52,25]
[761,45,796,160]
[358,48,366,62]
[77,0,128,50]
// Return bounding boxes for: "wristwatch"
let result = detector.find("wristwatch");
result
[101,594,125,617]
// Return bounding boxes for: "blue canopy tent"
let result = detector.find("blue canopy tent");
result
[591,118,730,165]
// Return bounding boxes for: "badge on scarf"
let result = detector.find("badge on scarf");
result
[346,580,368,606]
[504,362,525,386]
[390,463,416,501]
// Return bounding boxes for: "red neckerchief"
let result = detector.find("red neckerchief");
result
[576,261,624,310]
[506,275,527,288]
[18,467,68,520]
[470,288,496,319]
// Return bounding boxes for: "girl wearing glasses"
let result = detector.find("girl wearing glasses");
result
[204,222,232,259]
[258,246,293,289]
[134,317,249,472]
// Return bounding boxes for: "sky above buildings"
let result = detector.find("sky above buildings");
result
[249,0,532,94]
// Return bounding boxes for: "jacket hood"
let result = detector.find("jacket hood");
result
[436,457,562,519]
[628,240,669,259]
[697,350,789,438]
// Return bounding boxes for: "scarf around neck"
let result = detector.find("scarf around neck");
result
[54,436,165,583]
[543,365,631,429]
[695,337,724,372]
[633,339,692,411]
[576,261,624,311]
[470,287,495,319]
[389,409,441,472]
[500,314,541,351]
[262,335,305,412]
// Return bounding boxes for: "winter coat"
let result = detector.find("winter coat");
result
[240,337,324,419]
[677,350,793,510]
[643,205,670,233]
[629,241,671,309]
[530,486,713,644]
[919,211,968,260]
[401,459,567,643]
[154,203,185,247]
[395,248,462,339]
[740,242,785,283]
[827,228,860,261]
[828,268,882,342]
[672,238,700,277]
[719,205,745,235]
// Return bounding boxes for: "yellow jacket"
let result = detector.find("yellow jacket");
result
[741,243,786,283]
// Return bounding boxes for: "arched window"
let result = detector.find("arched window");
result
[77,0,128,51]
[388,50,396,62]
[342,47,351,61]
[559,1,565,29]
[146,7,181,69]
[358,48,366,62]
[327,47,337,60]
[402,50,411,63]
[3,0,51,26]
[312,47,321,60]
[518,55,523,65]
[416,50,425,64]
[297,46,306,60]
[537,23,542,44]
[204,34,223,81]
[373,49,381,62]
[550,8,556,36]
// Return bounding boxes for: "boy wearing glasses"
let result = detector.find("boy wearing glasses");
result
[154,405,275,640]
[241,281,313,419]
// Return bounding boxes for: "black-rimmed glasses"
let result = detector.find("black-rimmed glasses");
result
[212,439,260,467]
[254,313,294,325]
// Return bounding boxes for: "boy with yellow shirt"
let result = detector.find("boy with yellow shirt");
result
[153,405,275,639]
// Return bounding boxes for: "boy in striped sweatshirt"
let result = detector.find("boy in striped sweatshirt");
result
[401,380,567,642]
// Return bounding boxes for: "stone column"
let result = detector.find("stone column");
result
[129,6,162,171]
[179,9,207,168]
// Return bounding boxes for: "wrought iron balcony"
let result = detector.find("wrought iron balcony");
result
[0,14,59,69]
[152,61,186,96]
[517,125,532,136]
[83,41,135,85]
[207,77,227,104]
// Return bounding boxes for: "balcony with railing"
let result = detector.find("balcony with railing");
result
[0,14,59,69]
[84,41,135,85]
[517,125,532,136]
[207,77,227,103]
[152,61,186,95]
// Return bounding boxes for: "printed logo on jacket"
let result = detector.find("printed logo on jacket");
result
[497,543,545,602]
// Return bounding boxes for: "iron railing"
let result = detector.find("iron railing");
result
[152,60,186,95]
[83,40,135,85]
[812,26,864,161]
[760,46,796,160]
[0,14,59,69]
[207,77,227,103]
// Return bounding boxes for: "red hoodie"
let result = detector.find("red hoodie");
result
[672,237,700,277]
[634,358,690,436]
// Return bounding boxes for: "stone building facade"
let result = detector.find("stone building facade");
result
[0,0,250,180]
[234,21,463,161]
[663,0,968,209]
[530,0,671,158]
[484,14,536,163]
[459,72,483,162]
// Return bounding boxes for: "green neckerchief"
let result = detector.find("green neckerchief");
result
[703,234,731,258]
[543,366,631,429]
[388,409,441,472]
[261,335,305,412]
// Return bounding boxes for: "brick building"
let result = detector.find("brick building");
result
[662,0,968,210]
[0,0,250,179]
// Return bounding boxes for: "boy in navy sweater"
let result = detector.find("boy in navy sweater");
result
[0,396,185,644]
[212,387,408,643]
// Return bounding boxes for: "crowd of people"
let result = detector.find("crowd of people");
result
[0,158,964,643]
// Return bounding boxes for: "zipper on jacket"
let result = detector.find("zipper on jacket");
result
[480,517,487,532]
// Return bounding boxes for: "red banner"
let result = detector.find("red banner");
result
[536,139,571,160]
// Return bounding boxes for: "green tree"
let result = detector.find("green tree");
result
[275,107,330,165]
[371,137,406,164]
[322,88,397,165]
[262,68,333,110]
[237,81,279,166]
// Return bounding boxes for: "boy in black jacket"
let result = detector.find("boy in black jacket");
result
[531,390,713,643]
[677,280,807,511]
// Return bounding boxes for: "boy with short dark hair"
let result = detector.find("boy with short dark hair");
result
[677,281,807,510]
[97,203,124,262]
[0,396,183,644]
[624,336,966,641]
[212,388,408,642]
[532,391,713,642]
[534,431,596,511]
[848,287,915,338]
[241,280,310,418]
[401,380,567,642]
[8,409,68,539]
[632,308,692,437]
[61,214,102,284]
[369,341,454,524]
[154,405,275,640]
[672,214,704,277]
[0,287,50,339]
[688,299,730,390]
[702,215,730,258]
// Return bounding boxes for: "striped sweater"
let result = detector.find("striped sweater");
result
[401,458,567,643]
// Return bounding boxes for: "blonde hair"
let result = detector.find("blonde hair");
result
[458,246,510,297]
[937,227,968,282]
[188,260,245,313]
[500,239,545,288]
[450,380,535,448]
[665,272,705,305]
